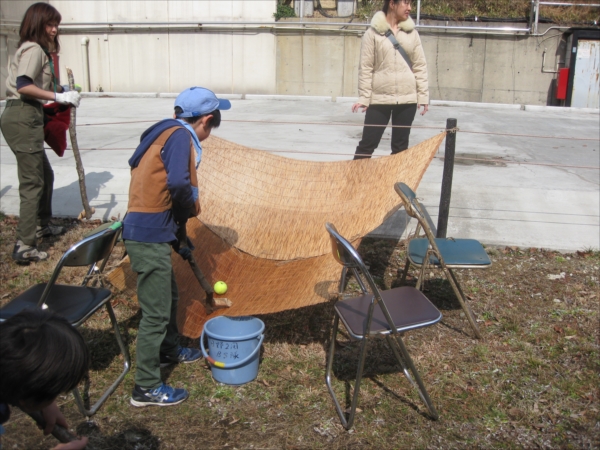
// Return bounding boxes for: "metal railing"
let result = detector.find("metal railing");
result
[1,1,598,37]
[414,0,600,35]
[530,1,600,34]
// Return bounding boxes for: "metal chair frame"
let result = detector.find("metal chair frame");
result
[325,223,441,429]
[395,182,491,339]
[0,222,131,417]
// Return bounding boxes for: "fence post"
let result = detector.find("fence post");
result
[437,118,457,238]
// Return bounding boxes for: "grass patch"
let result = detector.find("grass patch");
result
[354,0,599,24]
[1,218,599,449]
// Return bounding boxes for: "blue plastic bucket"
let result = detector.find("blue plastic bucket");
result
[200,316,265,385]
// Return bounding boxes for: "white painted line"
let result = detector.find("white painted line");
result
[524,104,599,114]
[431,100,522,110]
[245,94,332,102]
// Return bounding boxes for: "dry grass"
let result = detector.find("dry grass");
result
[1,214,599,449]
[352,0,600,24]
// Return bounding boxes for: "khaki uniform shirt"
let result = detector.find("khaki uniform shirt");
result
[5,42,53,103]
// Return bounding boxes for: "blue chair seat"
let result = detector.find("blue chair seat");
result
[395,182,490,339]
[407,238,492,268]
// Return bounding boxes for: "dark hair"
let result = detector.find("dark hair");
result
[0,309,89,405]
[382,0,403,15]
[18,2,62,52]
[174,107,222,129]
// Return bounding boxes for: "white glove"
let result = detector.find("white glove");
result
[55,91,81,107]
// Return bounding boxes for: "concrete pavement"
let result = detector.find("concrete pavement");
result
[1,95,598,252]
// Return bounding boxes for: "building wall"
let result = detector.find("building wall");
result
[1,0,278,94]
[1,2,566,105]
[276,23,565,105]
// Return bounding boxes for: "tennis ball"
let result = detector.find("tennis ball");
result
[214,281,227,295]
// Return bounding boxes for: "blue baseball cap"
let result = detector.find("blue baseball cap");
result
[174,87,231,118]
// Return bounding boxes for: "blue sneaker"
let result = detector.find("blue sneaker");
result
[160,347,202,367]
[130,383,189,407]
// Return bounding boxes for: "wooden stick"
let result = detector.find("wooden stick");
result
[66,67,94,220]
[177,222,232,314]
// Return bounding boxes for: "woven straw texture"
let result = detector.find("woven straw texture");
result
[107,132,445,338]
[199,133,445,260]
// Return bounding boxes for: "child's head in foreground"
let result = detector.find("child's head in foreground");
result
[0,309,89,411]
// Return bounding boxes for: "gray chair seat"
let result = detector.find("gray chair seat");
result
[336,286,442,338]
[325,222,441,429]
[408,238,492,268]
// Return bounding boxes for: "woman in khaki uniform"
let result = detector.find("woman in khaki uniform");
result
[0,2,80,263]
[352,0,429,159]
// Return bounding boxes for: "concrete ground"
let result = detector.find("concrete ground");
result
[1,95,598,252]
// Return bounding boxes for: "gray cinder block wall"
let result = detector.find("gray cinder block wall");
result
[276,21,566,106]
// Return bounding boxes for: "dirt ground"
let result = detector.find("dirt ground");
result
[0,214,598,449]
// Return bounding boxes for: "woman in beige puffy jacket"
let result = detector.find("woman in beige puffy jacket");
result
[352,0,429,159]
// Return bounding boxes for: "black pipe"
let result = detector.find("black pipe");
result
[437,118,457,239]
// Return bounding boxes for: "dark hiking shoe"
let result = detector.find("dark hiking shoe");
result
[130,383,189,407]
[36,224,66,239]
[159,346,203,367]
[12,240,48,263]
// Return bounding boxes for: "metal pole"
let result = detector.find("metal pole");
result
[80,37,90,92]
[300,0,305,19]
[534,0,540,35]
[437,118,457,239]
[416,0,421,26]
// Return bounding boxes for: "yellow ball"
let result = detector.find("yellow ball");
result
[214,281,227,295]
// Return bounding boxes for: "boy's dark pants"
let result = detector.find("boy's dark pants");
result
[354,103,418,160]
[124,240,181,389]
[1,100,54,246]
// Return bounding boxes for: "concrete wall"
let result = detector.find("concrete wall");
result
[276,31,361,96]
[421,27,562,105]
[0,1,566,105]
[0,0,40,93]
[1,0,278,95]
[276,22,565,105]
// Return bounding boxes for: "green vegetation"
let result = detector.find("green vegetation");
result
[354,0,599,24]
[274,2,296,21]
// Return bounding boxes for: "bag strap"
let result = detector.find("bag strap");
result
[42,48,58,94]
[385,30,412,71]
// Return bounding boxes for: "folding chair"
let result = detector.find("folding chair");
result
[394,182,492,339]
[325,223,442,429]
[0,222,131,417]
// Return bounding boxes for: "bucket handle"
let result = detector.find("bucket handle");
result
[200,329,264,370]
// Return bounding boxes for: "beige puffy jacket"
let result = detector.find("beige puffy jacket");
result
[358,12,429,106]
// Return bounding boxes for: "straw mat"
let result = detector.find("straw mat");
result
[199,132,445,260]
[107,132,446,338]
[107,218,349,338]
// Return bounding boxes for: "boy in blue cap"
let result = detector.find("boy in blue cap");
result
[123,87,231,407]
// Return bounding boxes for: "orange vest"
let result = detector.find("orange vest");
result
[127,126,200,214]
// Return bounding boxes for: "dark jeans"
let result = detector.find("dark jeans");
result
[354,103,418,160]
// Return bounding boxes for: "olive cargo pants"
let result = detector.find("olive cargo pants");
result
[0,100,54,246]
[124,240,181,389]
